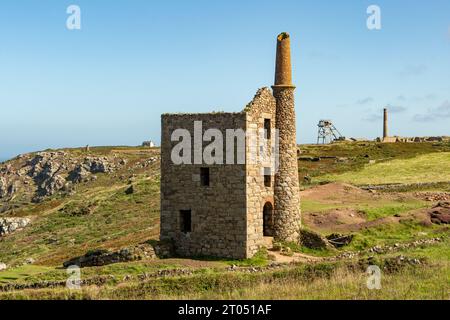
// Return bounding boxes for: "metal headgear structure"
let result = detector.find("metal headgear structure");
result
[317,120,343,144]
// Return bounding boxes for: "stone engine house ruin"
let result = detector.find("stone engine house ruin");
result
[160,33,301,258]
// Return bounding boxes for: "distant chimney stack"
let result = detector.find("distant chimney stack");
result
[383,108,388,138]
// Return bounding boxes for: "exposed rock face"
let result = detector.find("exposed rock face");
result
[0,177,8,198]
[67,157,118,183]
[27,152,69,201]
[68,165,91,183]
[0,177,19,200]
[0,151,129,204]
[37,174,66,199]
[429,201,450,224]
[84,157,114,173]
[0,217,31,236]
[299,229,331,250]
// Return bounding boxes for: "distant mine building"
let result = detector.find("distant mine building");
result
[142,141,155,147]
[381,108,397,143]
[160,33,301,259]
[376,108,447,143]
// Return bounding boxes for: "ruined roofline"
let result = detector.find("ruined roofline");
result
[161,111,245,116]
[162,87,273,116]
[243,87,273,112]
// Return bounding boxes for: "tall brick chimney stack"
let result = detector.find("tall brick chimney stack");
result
[383,108,388,139]
[272,32,301,242]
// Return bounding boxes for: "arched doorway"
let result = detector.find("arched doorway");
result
[263,202,274,237]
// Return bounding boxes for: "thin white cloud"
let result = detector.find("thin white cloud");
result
[363,105,407,122]
[396,94,437,102]
[356,97,374,105]
[413,100,450,122]
[362,113,382,122]
[413,114,434,122]
[413,94,437,102]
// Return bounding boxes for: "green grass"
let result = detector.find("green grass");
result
[316,152,450,185]
[346,222,447,251]
[1,254,448,300]
[302,197,427,220]
[358,200,427,221]
[226,249,270,267]
[0,177,161,267]
[4,260,210,285]
[301,199,348,212]
[1,143,449,300]
[298,141,450,185]
[0,265,53,284]
[281,241,335,257]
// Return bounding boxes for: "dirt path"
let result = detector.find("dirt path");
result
[268,251,324,264]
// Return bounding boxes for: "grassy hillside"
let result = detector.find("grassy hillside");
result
[298,141,450,187]
[0,146,161,267]
[0,242,448,299]
[0,142,449,300]
[317,152,450,185]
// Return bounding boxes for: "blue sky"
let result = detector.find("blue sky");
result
[0,0,449,160]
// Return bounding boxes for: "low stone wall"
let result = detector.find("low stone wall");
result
[63,241,173,268]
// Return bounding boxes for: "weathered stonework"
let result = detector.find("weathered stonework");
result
[161,113,249,258]
[160,90,276,259]
[244,88,277,257]
[272,33,301,242]
[160,32,301,259]
[272,87,301,242]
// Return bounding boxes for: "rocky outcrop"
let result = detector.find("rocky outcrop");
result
[63,241,173,268]
[67,157,120,183]
[299,229,333,250]
[0,217,31,236]
[0,177,8,198]
[0,152,130,203]
[0,177,19,200]
[68,165,91,183]
[63,244,157,268]
[84,157,115,173]
[429,201,450,224]
[27,152,69,201]
[0,148,158,207]
[326,233,354,248]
